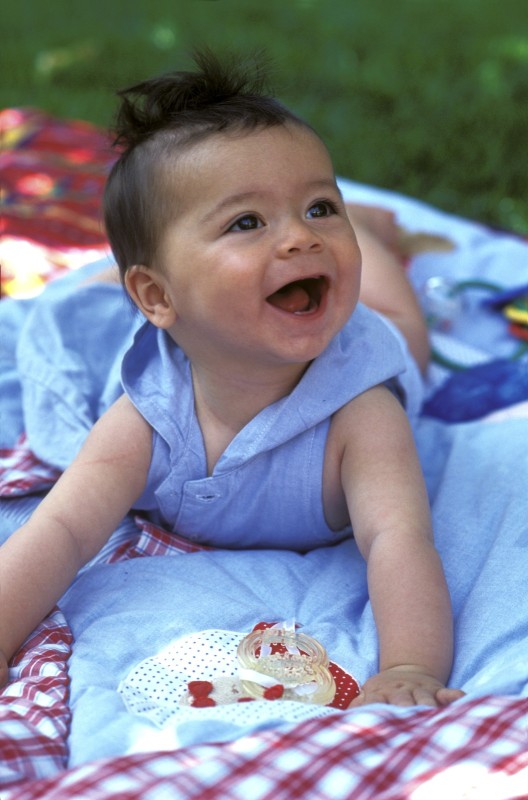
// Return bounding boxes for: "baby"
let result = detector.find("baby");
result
[0,51,463,707]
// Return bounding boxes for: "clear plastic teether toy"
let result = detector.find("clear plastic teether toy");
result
[237,622,336,705]
[420,276,463,332]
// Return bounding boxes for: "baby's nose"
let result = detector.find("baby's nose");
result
[278,219,323,256]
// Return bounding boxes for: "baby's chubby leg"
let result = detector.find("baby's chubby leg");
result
[347,204,430,374]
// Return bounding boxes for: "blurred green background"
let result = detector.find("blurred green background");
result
[2,0,528,232]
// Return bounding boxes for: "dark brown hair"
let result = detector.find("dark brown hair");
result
[103,50,312,278]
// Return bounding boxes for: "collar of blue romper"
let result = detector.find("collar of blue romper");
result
[122,303,407,476]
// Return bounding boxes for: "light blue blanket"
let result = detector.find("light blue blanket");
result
[1,182,527,766]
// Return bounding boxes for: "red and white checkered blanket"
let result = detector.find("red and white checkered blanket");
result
[1,522,527,798]
[0,438,526,798]
[1,586,527,798]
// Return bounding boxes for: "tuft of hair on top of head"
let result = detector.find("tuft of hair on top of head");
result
[110,47,298,153]
[104,48,313,280]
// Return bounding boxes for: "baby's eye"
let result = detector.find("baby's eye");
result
[228,214,262,232]
[307,200,338,219]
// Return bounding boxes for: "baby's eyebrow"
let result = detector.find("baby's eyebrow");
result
[201,192,262,224]
[202,180,342,224]
[307,178,342,195]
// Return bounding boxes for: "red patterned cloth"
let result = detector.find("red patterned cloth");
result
[2,689,527,798]
[108,515,213,561]
[0,514,208,790]
[0,108,113,299]
[1,496,527,797]
[0,609,72,787]
[0,435,62,496]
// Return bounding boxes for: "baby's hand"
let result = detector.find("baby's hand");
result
[349,665,465,708]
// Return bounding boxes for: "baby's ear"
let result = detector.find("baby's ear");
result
[125,265,177,328]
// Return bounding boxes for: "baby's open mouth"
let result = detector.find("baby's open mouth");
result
[266,277,328,315]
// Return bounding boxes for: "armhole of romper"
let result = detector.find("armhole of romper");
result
[383,376,406,408]
[317,417,353,542]
[131,427,167,512]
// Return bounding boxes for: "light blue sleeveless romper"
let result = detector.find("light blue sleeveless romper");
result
[122,304,422,551]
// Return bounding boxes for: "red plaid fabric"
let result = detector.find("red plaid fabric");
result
[2,696,527,799]
[0,435,62,497]
[2,521,528,798]
[0,517,208,791]
[107,516,212,562]
[2,446,527,798]
[0,609,72,787]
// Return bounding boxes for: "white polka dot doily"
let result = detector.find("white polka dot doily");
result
[118,628,359,729]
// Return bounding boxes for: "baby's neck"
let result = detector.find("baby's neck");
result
[191,362,307,474]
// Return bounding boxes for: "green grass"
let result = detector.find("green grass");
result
[2,0,528,232]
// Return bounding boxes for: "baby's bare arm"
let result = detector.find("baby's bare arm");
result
[0,395,152,686]
[336,386,463,706]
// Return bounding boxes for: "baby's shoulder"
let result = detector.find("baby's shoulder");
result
[329,383,405,446]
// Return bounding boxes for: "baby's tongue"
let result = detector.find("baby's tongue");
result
[267,282,311,313]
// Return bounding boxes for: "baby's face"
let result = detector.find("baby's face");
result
[152,123,362,374]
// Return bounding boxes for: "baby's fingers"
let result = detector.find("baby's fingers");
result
[349,685,428,708]
[436,687,465,706]
[347,671,464,709]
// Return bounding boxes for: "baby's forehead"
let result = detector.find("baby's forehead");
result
[161,122,333,187]
[162,120,326,163]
